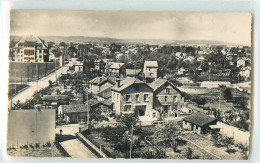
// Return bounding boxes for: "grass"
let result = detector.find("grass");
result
[9,62,57,83]
[7,145,64,157]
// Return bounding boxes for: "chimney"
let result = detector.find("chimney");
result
[116,78,121,87]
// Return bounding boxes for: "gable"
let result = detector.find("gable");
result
[154,81,181,95]
[121,83,153,94]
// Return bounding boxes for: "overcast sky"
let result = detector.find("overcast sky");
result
[10,10,252,45]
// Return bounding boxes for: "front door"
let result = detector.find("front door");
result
[135,105,146,117]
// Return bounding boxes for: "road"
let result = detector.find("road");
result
[9,64,69,107]
[56,124,98,158]
[60,139,98,158]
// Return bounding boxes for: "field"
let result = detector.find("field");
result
[9,62,57,83]
[7,145,64,157]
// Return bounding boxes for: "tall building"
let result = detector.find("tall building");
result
[13,36,49,62]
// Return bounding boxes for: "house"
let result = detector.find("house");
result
[111,77,160,120]
[74,62,83,72]
[125,69,142,77]
[149,79,184,119]
[239,67,251,79]
[58,100,113,124]
[42,95,69,107]
[108,62,125,76]
[94,59,112,72]
[182,112,218,134]
[143,61,158,79]
[13,35,49,63]
[177,67,188,75]
[97,87,113,101]
[89,76,116,95]
[237,58,249,67]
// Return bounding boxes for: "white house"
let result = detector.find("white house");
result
[143,61,158,79]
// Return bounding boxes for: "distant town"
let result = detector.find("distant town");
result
[7,35,251,159]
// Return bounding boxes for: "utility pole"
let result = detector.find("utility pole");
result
[36,63,38,92]
[14,69,16,94]
[28,66,29,85]
[129,124,133,159]
[55,59,57,84]
[86,88,90,129]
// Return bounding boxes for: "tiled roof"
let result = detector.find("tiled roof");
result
[62,104,88,113]
[109,62,125,69]
[149,78,181,93]
[126,69,142,76]
[89,76,116,85]
[144,61,158,68]
[61,99,113,114]
[183,112,217,126]
[97,87,112,99]
[111,77,151,92]
[42,95,68,101]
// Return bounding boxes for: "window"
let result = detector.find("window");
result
[39,55,42,58]
[152,112,156,118]
[39,50,42,53]
[185,121,187,125]
[173,96,177,102]
[196,126,198,129]
[113,93,115,101]
[117,94,119,101]
[21,51,23,53]
[124,105,132,112]
[165,96,168,102]
[144,94,149,101]
[165,88,170,94]
[136,94,140,101]
[18,49,20,53]
[126,94,131,102]
[21,55,23,57]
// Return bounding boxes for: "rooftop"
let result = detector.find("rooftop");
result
[109,62,125,69]
[111,77,151,92]
[144,61,158,68]
[42,95,69,101]
[149,78,181,93]
[183,112,217,126]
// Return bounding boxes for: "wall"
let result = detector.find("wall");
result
[120,84,153,117]
[7,109,56,146]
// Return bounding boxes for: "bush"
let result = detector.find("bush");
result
[140,149,167,159]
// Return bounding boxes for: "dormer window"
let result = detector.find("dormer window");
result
[165,88,170,94]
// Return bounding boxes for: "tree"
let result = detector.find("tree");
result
[48,80,53,88]
[118,114,138,132]
[89,107,109,125]
[223,88,233,102]
[185,147,193,159]
[222,136,234,151]
[155,121,181,152]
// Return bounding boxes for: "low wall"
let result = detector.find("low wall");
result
[55,140,71,157]
[76,133,108,158]
[7,109,56,147]
[217,122,250,145]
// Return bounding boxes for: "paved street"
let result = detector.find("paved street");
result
[9,64,69,107]
[60,139,98,158]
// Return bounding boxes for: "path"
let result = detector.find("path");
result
[60,139,98,158]
[9,63,69,107]
[56,124,99,158]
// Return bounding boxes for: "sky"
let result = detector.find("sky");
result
[10,10,252,45]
